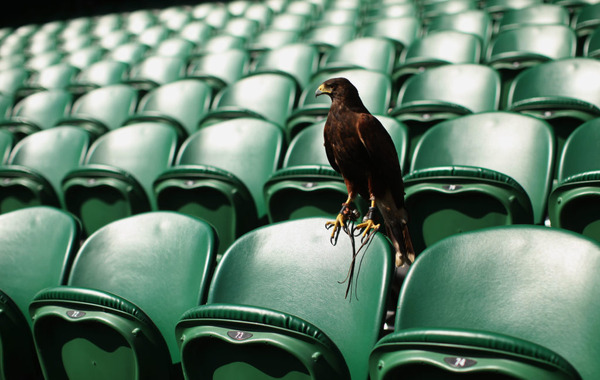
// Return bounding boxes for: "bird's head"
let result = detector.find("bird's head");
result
[315,77,358,100]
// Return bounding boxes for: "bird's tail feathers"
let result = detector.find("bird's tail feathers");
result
[379,201,416,267]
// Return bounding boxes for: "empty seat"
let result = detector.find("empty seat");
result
[585,27,600,58]
[0,126,88,212]
[200,73,297,129]
[193,35,246,55]
[506,58,600,155]
[56,84,138,137]
[404,112,554,251]
[0,67,29,97]
[573,3,600,43]
[0,89,72,140]
[427,10,492,49]
[125,79,212,141]
[17,63,79,99]
[287,69,392,140]
[154,118,284,253]
[178,20,214,45]
[360,17,420,53]
[136,25,171,48]
[30,211,217,379]
[496,4,570,32]
[319,37,397,75]
[370,225,600,379]
[394,30,482,84]
[186,49,250,94]
[106,42,150,66]
[25,51,64,72]
[0,93,13,122]
[421,0,479,21]
[62,123,178,236]
[391,64,500,156]
[67,60,129,95]
[251,43,319,91]
[483,0,544,20]
[0,206,80,379]
[63,46,106,70]
[126,55,187,93]
[152,37,195,58]
[221,17,260,43]
[548,118,600,240]
[303,25,357,53]
[264,116,408,223]
[176,217,394,379]
[249,29,301,53]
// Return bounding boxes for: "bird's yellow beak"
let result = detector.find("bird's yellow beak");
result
[315,83,330,97]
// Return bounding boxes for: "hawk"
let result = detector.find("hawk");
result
[316,77,415,267]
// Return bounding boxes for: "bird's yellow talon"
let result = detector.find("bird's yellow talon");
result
[356,219,380,237]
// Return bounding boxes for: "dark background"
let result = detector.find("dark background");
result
[1,0,204,28]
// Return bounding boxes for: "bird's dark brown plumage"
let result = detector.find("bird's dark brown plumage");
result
[316,77,415,267]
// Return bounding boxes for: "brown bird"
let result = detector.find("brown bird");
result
[316,77,415,267]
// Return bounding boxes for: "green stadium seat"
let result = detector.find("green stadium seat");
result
[483,0,544,21]
[178,20,214,45]
[316,8,361,26]
[62,123,178,236]
[287,68,392,140]
[91,13,122,38]
[27,36,58,56]
[106,42,150,66]
[404,112,554,251]
[391,64,500,156]
[186,49,250,94]
[495,4,569,33]
[60,35,94,54]
[251,43,319,90]
[67,59,129,95]
[0,126,89,212]
[573,3,600,42]
[126,55,187,93]
[427,10,492,49]
[26,51,64,72]
[221,17,260,43]
[200,73,297,129]
[199,5,231,29]
[17,63,79,99]
[319,37,397,75]
[136,25,170,48]
[154,118,284,253]
[394,30,482,84]
[269,13,311,33]
[548,118,600,240]
[364,3,418,22]
[360,17,421,53]
[193,35,246,55]
[284,0,321,18]
[176,217,394,380]
[0,89,72,140]
[30,211,217,380]
[0,93,13,121]
[264,116,408,223]
[370,225,600,380]
[303,25,357,54]
[159,6,192,32]
[584,26,600,58]
[244,3,274,28]
[506,58,600,157]
[0,129,13,163]
[98,30,132,50]
[249,29,301,53]
[421,0,479,22]
[153,37,195,59]
[56,84,138,137]
[0,67,29,97]
[0,206,80,380]
[64,46,106,70]
[124,79,213,141]
[0,54,26,71]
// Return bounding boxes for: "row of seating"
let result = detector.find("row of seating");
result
[1,111,599,257]
[2,207,600,379]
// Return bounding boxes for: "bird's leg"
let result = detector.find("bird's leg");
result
[325,194,358,245]
[356,197,380,242]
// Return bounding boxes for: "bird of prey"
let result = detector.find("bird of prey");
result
[316,77,415,267]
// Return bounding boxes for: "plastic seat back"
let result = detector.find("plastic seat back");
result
[63,123,178,235]
[0,129,12,163]
[506,58,600,154]
[378,226,600,380]
[58,84,138,136]
[0,126,89,212]
[154,118,283,253]
[0,207,80,379]
[548,118,600,239]
[252,43,319,90]
[29,211,217,379]
[497,4,569,32]
[427,10,492,48]
[360,16,420,52]
[202,73,297,129]
[127,79,213,140]
[405,112,554,250]
[320,37,396,75]
[126,55,187,92]
[186,49,250,93]
[0,89,72,140]
[176,217,394,380]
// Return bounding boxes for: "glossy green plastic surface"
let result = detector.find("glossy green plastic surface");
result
[29,212,217,379]
[177,217,394,380]
[392,226,600,379]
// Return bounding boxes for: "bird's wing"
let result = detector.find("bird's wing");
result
[323,119,341,173]
[355,112,406,202]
